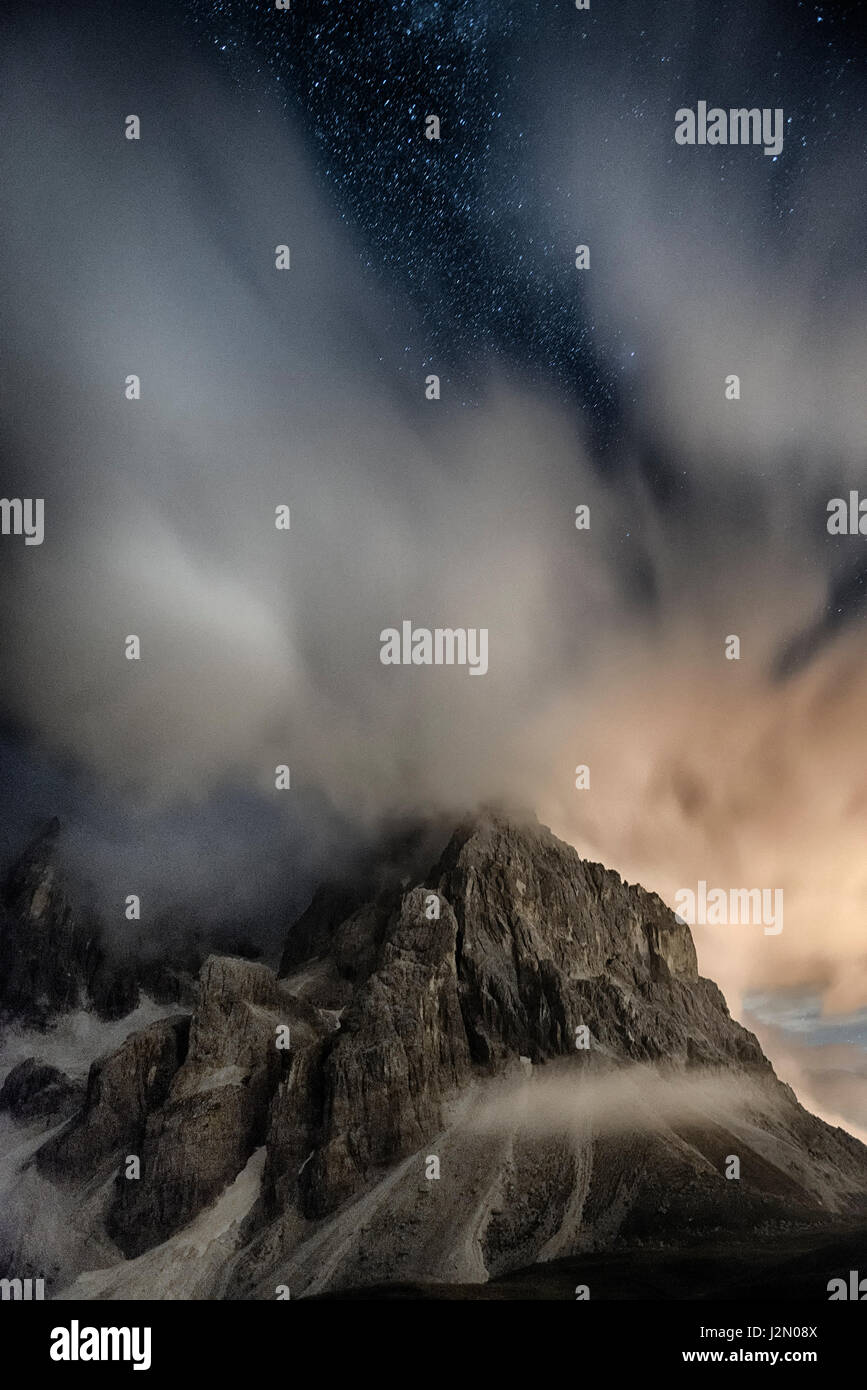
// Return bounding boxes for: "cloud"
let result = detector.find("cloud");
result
[0,15,615,821]
[467,1061,771,1141]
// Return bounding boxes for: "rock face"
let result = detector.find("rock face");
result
[301,887,472,1213]
[107,957,326,1256]
[0,1059,84,1123]
[36,1016,190,1185]
[278,884,365,978]
[2,810,866,1299]
[0,819,129,1023]
[432,815,743,1069]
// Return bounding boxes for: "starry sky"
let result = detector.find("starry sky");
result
[1,0,866,1133]
[183,0,864,456]
[178,0,624,463]
[178,0,867,637]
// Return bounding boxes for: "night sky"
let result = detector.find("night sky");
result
[184,0,864,447]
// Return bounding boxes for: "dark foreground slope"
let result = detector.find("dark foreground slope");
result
[1,811,865,1299]
[317,1223,867,1299]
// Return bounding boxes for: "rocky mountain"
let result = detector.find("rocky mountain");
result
[0,810,865,1299]
[0,818,131,1024]
[0,820,250,1027]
